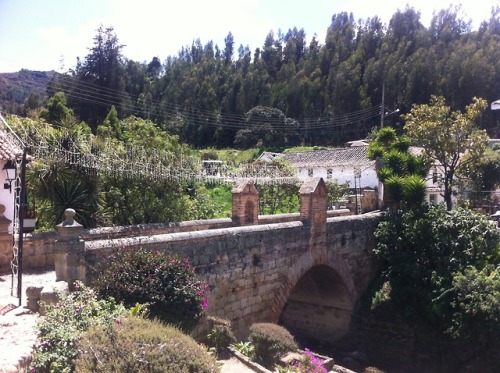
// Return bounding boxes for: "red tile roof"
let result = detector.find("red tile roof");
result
[0,129,22,160]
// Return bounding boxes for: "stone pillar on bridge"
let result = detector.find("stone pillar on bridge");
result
[300,178,328,225]
[300,178,328,247]
[54,208,86,283]
[231,181,259,226]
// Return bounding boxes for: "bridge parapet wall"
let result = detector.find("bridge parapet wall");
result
[3,178,382,343]
[1,179,355,273]
[76,211,382,338]
[325,212,382,299]
[84,218,234,241]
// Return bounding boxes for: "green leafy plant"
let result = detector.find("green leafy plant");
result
[249,323,298,368]
[91,248,208,331]
[234,341,256,360]
[373,205,500,344]
[367,126,430,210]
[206,317,236,355]
[75,316,218,372]
[448,265,500,342]
[30,282,127,373]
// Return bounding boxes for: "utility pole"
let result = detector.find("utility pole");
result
[380,82,385,129]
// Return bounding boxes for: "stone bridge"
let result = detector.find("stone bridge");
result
[6,178,383,342]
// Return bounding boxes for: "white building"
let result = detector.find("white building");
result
[279,147,378,189]
[260,144,449,208]
[0,129,23,233]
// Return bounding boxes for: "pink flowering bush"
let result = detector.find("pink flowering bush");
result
[278,349,327,373]
[92,248,208,331]
[294,349,328,373]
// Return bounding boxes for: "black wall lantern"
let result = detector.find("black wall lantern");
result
[3,160,16,193]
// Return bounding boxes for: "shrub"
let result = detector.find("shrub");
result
[201,150,219,160]
[75,316,218,372]
[374,205,500,341]
[91,248,208,331]
[31,282,126,373]
[206,316,236,354]
[249,323,298,368]
[449,265,500,342]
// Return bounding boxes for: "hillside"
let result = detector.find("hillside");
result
[0,69,54,111]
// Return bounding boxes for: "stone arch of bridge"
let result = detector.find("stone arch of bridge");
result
[272,251,356,343]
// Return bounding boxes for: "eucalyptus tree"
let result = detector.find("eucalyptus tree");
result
[383,7,426,111]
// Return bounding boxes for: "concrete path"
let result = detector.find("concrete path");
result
[0,269,55,372]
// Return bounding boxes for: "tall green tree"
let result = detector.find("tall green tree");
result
[72,26,127,130]
[34,5,500,149]
[403,96,489,210]
[39,92,75,128]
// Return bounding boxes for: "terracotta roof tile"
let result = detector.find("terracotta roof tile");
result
[0,129,22,161]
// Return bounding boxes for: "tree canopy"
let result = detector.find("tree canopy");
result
[26,5,500,149]
[403,96,489,210]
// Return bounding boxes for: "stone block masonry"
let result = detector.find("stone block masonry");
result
[80,207,381,339]
[2,177,382,343]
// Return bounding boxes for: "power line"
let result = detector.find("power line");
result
[19,72,383,134]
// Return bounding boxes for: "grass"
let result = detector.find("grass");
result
[206,183,232,218]
[200,148,261,164]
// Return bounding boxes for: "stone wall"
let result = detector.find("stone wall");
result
[0,219,57,274]
[78,210,381,339]
[0,178,353,274]
[1,178,382,343]
[0,210,351,274]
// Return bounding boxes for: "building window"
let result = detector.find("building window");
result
[308,168,313,177]
[432,169,438,183]
[429,194,437,205]
[327,169,332,179]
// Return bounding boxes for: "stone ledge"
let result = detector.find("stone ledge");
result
[228,346,273,373]
[228,347,343,373]
[25,281,69,315]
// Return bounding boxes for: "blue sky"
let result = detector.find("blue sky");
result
[0,0,498,73]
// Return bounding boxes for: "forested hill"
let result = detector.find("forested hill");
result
[5,7,500,148]
[0,69,54,113]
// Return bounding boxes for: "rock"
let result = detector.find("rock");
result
[39,281,69,316]
[341,357,362,372]
[349,350,369,365]
[331,364,357,373]
[25,286,44,312]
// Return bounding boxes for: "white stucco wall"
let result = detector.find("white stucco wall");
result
[0,160,15,232]
[296,163,452,207]
[425,167,447,206]
[296,166,378,189]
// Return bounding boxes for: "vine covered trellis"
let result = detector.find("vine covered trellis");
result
[6,114,298,185]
